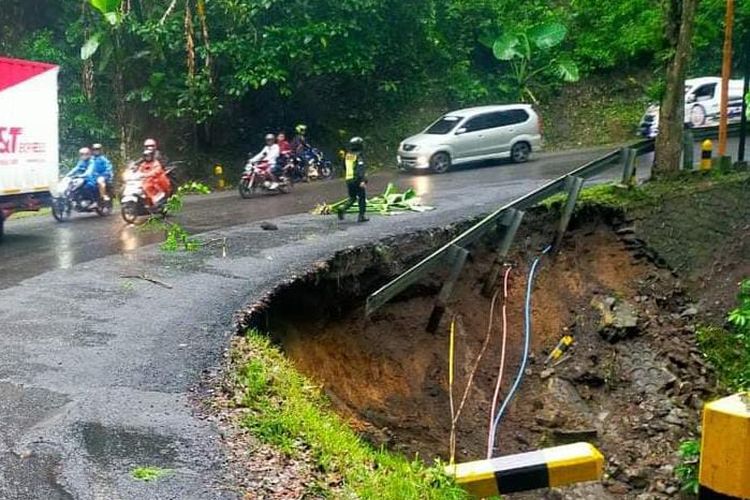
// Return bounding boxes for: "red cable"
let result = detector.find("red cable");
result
[487,266,512,459]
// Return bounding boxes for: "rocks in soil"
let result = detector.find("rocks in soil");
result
[592,296,639,342]
[260,221,279,230]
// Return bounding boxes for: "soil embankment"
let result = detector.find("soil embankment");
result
[232,175,749,498]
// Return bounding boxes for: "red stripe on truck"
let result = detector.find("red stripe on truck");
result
[0,57,58,92]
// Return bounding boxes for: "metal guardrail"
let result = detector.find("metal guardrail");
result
[365,123,746,316]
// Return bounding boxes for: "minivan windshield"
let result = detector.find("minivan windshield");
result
[425,116,463,134]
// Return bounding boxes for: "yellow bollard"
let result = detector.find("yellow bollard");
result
[700,140,713,172]
[449,442,604,497]
[698,392,750,499]
[214,164,225,190]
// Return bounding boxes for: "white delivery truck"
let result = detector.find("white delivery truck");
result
[638,77,745,138]
[0,56,60,240]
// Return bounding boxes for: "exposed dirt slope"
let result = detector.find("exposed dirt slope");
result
[263,213,710,498]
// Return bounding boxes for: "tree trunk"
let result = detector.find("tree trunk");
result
[654,0,700,175]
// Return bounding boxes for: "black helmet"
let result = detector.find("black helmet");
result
[349,136,364,152]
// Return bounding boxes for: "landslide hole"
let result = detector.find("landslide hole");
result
[246,209,674,465]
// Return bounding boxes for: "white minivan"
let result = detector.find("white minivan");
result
[639,77,745,138]
[397,105,543,173]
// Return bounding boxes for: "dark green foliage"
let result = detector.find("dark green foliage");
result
[698,279,750,392]
[675,439,700,495]
[0,0,745,170]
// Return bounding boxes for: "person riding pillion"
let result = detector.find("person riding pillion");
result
[91,143,113,201]
[137,149,171,206]
[337,137,368,223]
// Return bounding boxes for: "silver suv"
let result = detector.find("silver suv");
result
[397,104,543,173]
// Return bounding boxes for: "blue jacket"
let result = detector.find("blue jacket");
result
[68,158,91,178]
[91,154,113,180]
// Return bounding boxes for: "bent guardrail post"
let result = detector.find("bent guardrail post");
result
[426,245,470,333]
[482,208,525,297]
[620,148,637,186]
[448,442,604,497]
[698,392,750,499]
[552,176,585,254]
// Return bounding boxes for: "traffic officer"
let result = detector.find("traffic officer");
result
[337,136,368,223]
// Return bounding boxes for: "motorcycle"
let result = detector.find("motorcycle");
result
[120,163,177,224]
[238,157,293,198]
[51,175,114,222]
[302,147,334,180]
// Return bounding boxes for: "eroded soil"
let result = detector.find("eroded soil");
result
[274,218,713,498]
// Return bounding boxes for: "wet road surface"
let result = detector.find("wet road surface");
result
[0,146,637,289]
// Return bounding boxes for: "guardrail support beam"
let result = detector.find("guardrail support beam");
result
[426,245,469,333]
[683,129,695,170]
[482,209,525,297]
[620,148,637,186]
[552,176,585,254]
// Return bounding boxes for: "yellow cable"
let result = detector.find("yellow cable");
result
[449,317,456,466]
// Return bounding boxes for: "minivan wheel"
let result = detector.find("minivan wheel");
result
[511,142,531,163]
[689,105,706,128]
[430,152,451,174]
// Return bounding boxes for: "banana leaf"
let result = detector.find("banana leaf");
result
[312,183,434,216]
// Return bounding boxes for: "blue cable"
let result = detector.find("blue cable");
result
[488,245,551,456]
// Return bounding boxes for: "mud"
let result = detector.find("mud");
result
[239,208,721,498]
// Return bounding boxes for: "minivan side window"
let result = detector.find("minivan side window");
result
[462,114,493,133]
[693,84,716,101]
[486,110,530,127]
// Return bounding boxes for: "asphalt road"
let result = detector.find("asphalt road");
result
[0,146,644,290]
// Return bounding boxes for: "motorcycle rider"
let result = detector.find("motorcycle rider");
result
[337,137,369,223]
[68,147,98,202]
[91,143,113,201]
[291,124,309,156]
[277,132,292,156]
[250,133,281,189]
[141,138,169,166]
[137,149,171,206]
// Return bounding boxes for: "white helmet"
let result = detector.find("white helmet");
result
[79,147,91,156]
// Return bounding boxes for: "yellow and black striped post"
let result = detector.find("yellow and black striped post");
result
[700,140,713,172]
[698,392,750,499]
[448,442,604,497]
[214,164,225,190]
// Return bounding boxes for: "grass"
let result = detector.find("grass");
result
[130,466,172,482]
[675,439,700,495]
[229,331,468,500]
[542,169,750,213]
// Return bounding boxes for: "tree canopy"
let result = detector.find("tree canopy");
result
[0,0,746,164]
